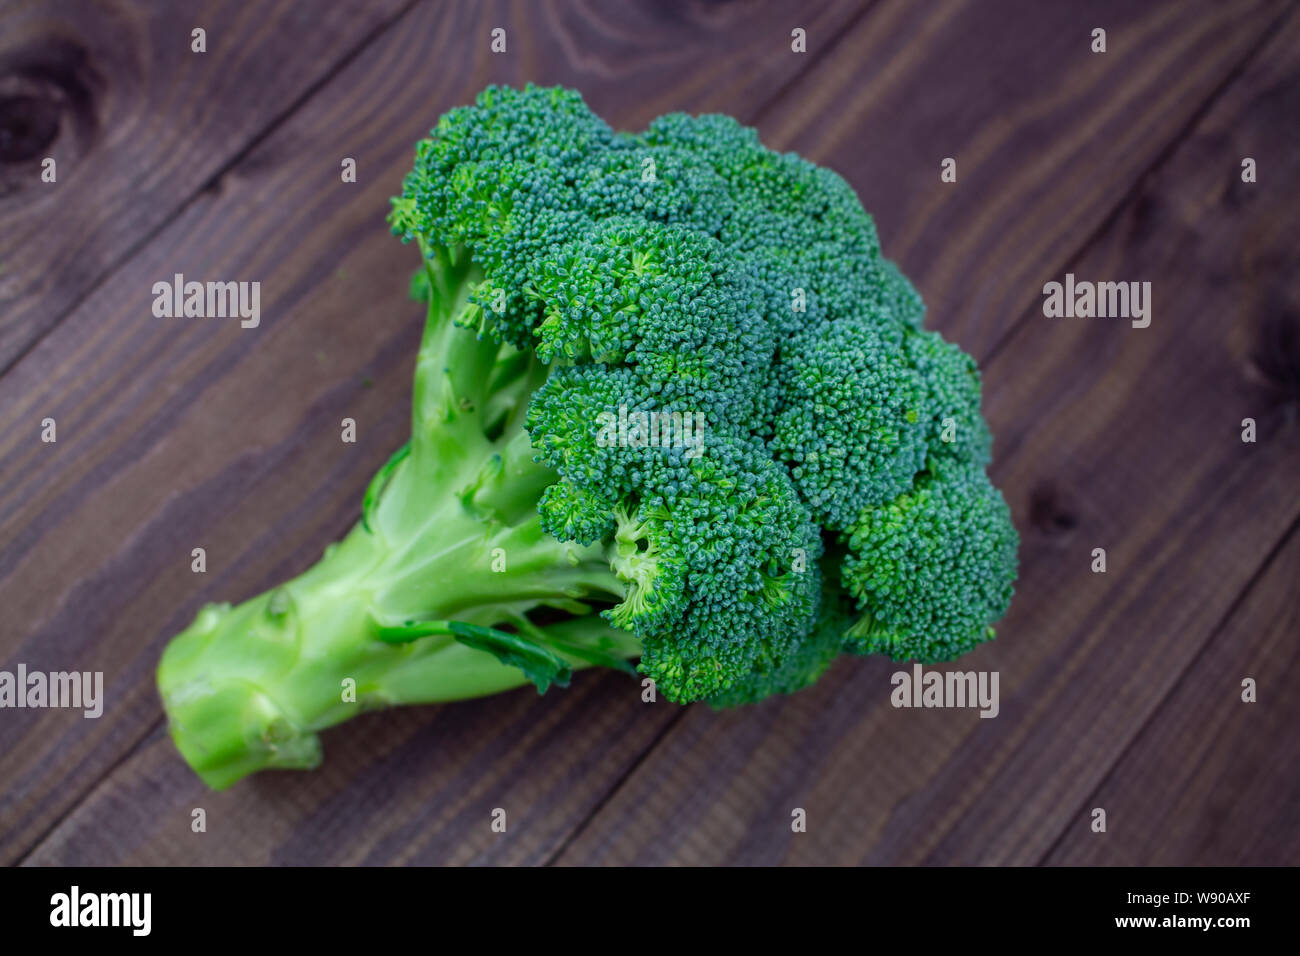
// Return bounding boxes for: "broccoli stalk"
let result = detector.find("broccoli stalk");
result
[157,245,641,790]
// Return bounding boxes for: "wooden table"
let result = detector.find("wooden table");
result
[2,0,1296,866]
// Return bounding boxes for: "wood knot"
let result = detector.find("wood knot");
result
[0,37,101,188]
[1028,481,1078,538]
[0,92,60,162]
[1248,309,1300,406]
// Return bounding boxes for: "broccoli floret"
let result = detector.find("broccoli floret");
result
[157,84,1018,788]
[773,317,929,528]
[841,458,1018,661]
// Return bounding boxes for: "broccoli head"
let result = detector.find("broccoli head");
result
[157,85,1018,788]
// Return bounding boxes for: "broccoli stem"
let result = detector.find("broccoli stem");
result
[157,245,640,789]
[157,498,640,787]
[158,489,640,788]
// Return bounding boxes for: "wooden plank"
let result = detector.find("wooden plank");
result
[15,0,1294,867]
[2,0,873,865]
[0,0,413,371]
[753,0,1289,357]
[551,7,1300,865]
[24,677,675,866]
[1044,521,1300,866]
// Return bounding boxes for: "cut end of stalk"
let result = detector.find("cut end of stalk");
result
[160,678,322,790]
[157,601,324,790]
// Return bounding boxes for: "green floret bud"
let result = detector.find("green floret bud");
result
[871,257,926,327]
[537,480,616,546]
[604,503,686,633]
[904,326,992,465]
[773,317,929,529]
[841,459,1019,662]
[628,439,825,700]
[707,575,850,707]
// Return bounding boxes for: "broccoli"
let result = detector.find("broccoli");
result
[157,85,1018,788]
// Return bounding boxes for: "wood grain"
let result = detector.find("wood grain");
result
[25,676,677,865]
[0,0,413,371]
[753,0,1290,358]
[550,6,1300,866]
[1044,521,1300,866]
[6,0,1297,867]
[1,0,872,865]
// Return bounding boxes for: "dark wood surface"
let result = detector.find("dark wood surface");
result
[1,0,1295,866]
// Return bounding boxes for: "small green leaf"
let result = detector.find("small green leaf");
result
[449,623,573,694]
[374,618,572,694]
[362,440,411,533]
[506,612,638,676]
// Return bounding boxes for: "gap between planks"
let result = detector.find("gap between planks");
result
[982,1,1297,369]
[1034,510,1300,865]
